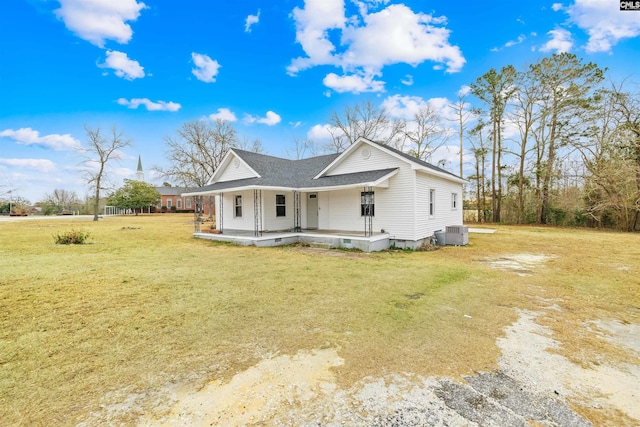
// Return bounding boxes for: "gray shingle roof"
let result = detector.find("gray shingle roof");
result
[156,186,195,196]
[188,167,398,193]
[373,142,463,179]
[183,139,460,195]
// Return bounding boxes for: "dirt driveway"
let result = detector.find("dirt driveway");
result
[82,252,640,426]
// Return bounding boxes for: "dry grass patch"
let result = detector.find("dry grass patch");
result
[0,217,638,425]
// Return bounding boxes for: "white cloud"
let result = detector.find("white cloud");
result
[381,95,428,120]
[381,94,466,131]
[552,3,563,11]
[209,108,237,122]
[245,10,260,32]
[505,34,526,47]
[288,0,465,94]
[401,74,414,86]
[307,124,338,143]
[323,72,385,93]
[0,127,82,151]
[289,0,346,73]
[0,158,57,173]
[341,4,465,72]
[540,28,574,53]
[116,98,181,111]
[99,50,145,80]
[191,53,221,83]
[54,0,147,47]
[457,85,471,98]
[245,111,282,126]
[565,0,640,53]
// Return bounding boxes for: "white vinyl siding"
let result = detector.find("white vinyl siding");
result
[208,142,465,241]
[416,170,464,237]
[326,143,396,175]
[217,155,257,182]
[217,191,255,230]
[322,143,416,240]
[263,191,294,231]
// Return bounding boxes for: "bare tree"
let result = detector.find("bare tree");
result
[156,119,237,187]
[471,65,517,222]
[449,89,474,177]
[530,53,604,224]
[327,100,401,152]
[506,68,543,223]
[42,189,81,213]
[468,120,489,222]
[237,137,264,153]
[611,82,640,230]
[155,119,238,218]
[402,104,448,162]
[83,126,131,221]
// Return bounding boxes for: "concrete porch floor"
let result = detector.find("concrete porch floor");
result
[193,228,390,252]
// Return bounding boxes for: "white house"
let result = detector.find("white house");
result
[183,137,466,251]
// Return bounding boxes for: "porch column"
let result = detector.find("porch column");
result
[363,186,374,237]
[219,192,224,233]
[192,196,201,232]
[253,189,262,237]
[293,190,301,232]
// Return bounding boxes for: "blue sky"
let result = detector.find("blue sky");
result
[1,0,639,203]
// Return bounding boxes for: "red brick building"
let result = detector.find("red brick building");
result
[156,186,214,216]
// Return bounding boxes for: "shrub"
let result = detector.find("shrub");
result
[53,230,91,245]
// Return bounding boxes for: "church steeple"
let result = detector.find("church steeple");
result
[136,155,144,182]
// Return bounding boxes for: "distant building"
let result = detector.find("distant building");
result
[136,155,144,182]
[156,186,214,216]
[136,156,213,215]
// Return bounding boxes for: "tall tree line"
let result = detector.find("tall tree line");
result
[468,53,639,230]
[321,53,638,231]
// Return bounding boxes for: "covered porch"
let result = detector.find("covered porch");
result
[193,228,391,252]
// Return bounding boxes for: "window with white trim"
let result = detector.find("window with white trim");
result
[451,193,458,209]
[276,194,286,217]
[167,199,173,208]
[234,195,242,217]
[177,198,182,209]
[186,198,192,209]
[429,189,435,216]
[361,191,375,216]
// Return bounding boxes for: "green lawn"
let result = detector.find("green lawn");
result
[1,215,638,425]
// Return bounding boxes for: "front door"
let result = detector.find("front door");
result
[307,193,318,229]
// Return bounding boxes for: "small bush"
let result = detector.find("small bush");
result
[53,230,91,245]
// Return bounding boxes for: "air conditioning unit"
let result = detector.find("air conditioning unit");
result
[445,225,469,246]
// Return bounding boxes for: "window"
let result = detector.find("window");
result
[429,189,435,216]
[157,200,162,208]
[167,199,173,208]
[234,195,242,217]
[361,191,375,216]
[276,194,286,217]
[186,198,192,209]
[451,193,458,209]
[177,198,182,209]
